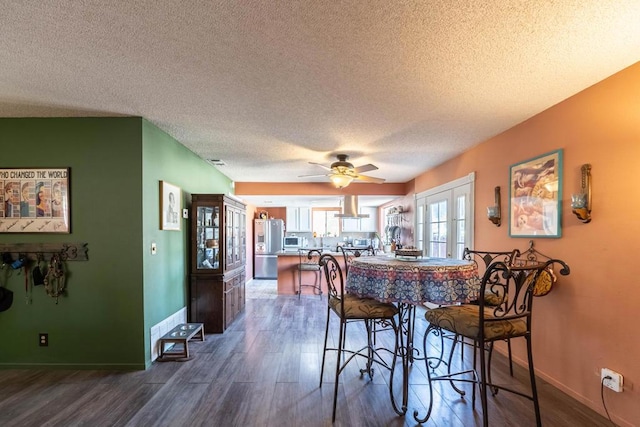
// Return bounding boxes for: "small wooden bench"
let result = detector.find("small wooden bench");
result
[158,323,204,361]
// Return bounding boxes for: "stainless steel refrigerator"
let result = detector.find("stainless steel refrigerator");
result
[254,219,284,279]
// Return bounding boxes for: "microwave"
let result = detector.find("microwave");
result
[283,236,303,248]
[352,238,371,247]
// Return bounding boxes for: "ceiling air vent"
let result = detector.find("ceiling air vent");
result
[207,159,226,166]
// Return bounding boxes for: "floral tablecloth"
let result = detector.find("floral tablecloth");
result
[345,256,480,305]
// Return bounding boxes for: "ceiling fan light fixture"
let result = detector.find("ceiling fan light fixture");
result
[330,174,353,188]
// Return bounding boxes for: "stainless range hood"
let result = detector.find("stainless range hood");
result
[335,195,370,218]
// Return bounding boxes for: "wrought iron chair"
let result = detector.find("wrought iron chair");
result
[336,244,376,273]
[463,248,520,376]
[512,240,560,298]
[297,248,323,298]
[336,245,387,346]
[415,258,570,427]
[318,253,399,422]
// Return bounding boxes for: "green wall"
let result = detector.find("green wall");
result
[141,119,232,366]
[0,117,232,369]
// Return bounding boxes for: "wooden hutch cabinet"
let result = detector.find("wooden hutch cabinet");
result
[189,194,246,333]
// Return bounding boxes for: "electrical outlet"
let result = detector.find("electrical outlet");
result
[39,333,48,347]
[601,368,623,392]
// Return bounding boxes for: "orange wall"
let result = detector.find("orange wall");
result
[410,62,640,426]
[253,207,286,221]
[235,181,409,196]
[235,63,639,424]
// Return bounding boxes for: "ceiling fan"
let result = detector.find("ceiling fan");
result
[299,154,385,188]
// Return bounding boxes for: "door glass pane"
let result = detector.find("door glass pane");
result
[428,200,447,258]
[416,204,424,250]
[418,177,473,260]
[455,194,466,259]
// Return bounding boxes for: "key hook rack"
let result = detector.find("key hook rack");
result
[0,243,89,263]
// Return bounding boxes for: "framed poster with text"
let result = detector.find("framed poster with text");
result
[0,168,70,233]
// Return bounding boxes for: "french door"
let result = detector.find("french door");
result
[415,173,475,259]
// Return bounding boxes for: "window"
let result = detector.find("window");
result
[416,204,424,251]
[416,173,475,259]
[428,199,448,258]
[312,208,341,237]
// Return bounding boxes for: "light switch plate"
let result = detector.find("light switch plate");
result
[151,242,157,255]
[182,208,189,219]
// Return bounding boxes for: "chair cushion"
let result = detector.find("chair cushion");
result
[479,267,556,304]
[531,268,556,297]
[299,263,321,271]
[483,290,505,306]
[330,294,398,319]
[425,305,527,341]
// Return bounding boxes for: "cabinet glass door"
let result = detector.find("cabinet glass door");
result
[225,206,234,269]
[196,206,220,270]
[240,211,246,265]
[233,208,241,264]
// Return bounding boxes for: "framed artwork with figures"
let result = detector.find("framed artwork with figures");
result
[509,149,563,238]
[160,181,181,231]
[0,167,70,233]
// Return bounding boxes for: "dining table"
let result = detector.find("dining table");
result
[344,255,481,415]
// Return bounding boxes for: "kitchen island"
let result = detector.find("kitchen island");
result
[276,249,338,295]
[276,248,378,295]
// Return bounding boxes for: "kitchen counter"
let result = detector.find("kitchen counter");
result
[277,249,340,256]
[276,252,316,295]
[277,247,373,256]
[275,248,377,295]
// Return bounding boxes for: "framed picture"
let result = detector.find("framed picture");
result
[0,168,70,233]
[509,149,563,238]
[160,181,181,231]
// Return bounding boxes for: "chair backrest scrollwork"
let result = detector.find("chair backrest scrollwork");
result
[479,259,570,324]
[462,247,519,274]
[512,241,565,296]
[298,248,322,270]
[337,245,376,274]
[318,253,345,307]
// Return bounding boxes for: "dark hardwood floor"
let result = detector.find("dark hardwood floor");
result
[0,280,612,427]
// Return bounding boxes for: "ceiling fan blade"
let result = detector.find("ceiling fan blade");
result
[308,161,332,171]
[353,174,385,184]
[298,173,330,178]
[353,164,378,174]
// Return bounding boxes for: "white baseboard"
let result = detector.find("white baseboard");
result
[150,307,187,361]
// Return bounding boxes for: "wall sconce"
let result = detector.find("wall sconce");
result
[571,164,592,223]
[487,186,501,226]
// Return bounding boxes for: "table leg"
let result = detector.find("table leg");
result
[389,303,414,415]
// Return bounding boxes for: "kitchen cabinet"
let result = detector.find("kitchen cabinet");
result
[286,206,311,232]
[190,194,246,333]
[341,207,378,232]
[360,207,378,231]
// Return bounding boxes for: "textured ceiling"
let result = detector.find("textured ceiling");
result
[1,1,639,192]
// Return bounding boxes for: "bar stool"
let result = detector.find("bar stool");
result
[318,253,399,422]
[297,248,323,298]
